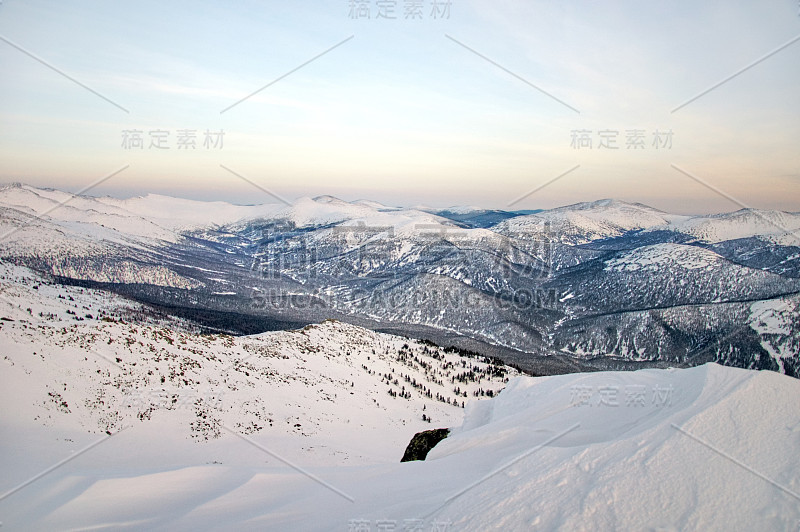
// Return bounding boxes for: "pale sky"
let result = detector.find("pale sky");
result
[0,0,798,213]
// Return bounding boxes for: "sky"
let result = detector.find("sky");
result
[0,0,798,214]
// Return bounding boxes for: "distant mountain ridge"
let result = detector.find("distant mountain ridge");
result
[1,183,798,377]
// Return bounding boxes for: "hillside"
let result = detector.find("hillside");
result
[0,263,514,462]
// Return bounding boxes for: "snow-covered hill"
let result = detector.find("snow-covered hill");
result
[0,183,291,244]
[496,199,686,245]
[95,193,284,232]
[556,242,798,312]
[0,263,514,457]
[0,183,181,244]
[646,208,800,245]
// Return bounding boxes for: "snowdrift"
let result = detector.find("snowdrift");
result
[1,363,798,531]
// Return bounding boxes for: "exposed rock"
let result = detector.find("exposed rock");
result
[400,428,450,462]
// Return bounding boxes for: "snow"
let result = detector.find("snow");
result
[3,362,798,530]
[750,299,795,336]
[604,243,721,272]
[4,185,798,258]
[750,298,798,373]
[1,264,799,530]
[0,184,278,251]
[351,199,394,210]
[497,199,686,244]
[429,205,487,215]
[0,184,180,243]
[96,193,284,232]
[646,208,800,245]
[267,197,380,228]
[495,199,800,248]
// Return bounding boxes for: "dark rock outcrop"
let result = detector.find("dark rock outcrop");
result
[400,428,450,462]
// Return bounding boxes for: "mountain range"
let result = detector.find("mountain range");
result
[1,182,798,377]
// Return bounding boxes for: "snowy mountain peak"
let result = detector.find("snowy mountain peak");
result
[549,198,666,214]
[495,198,680,244]
[651,207,800,244]
[311,194,348,204]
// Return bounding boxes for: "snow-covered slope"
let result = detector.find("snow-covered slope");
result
[549,243,797,316]
[749,297,800,374]
[96,193,284,232]
[0,261,515,471]
[496,199,686,244]
[2,338,797,530]
[239,196,457,234]
[0,183,180,243]
[0,183,287,241]
[0,209,203,288]
[604,242,724,272]
[417,363,800,531]
[646,208,800,245]
[0,263,512,448]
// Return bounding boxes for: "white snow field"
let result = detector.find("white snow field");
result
[0,265,799,531]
